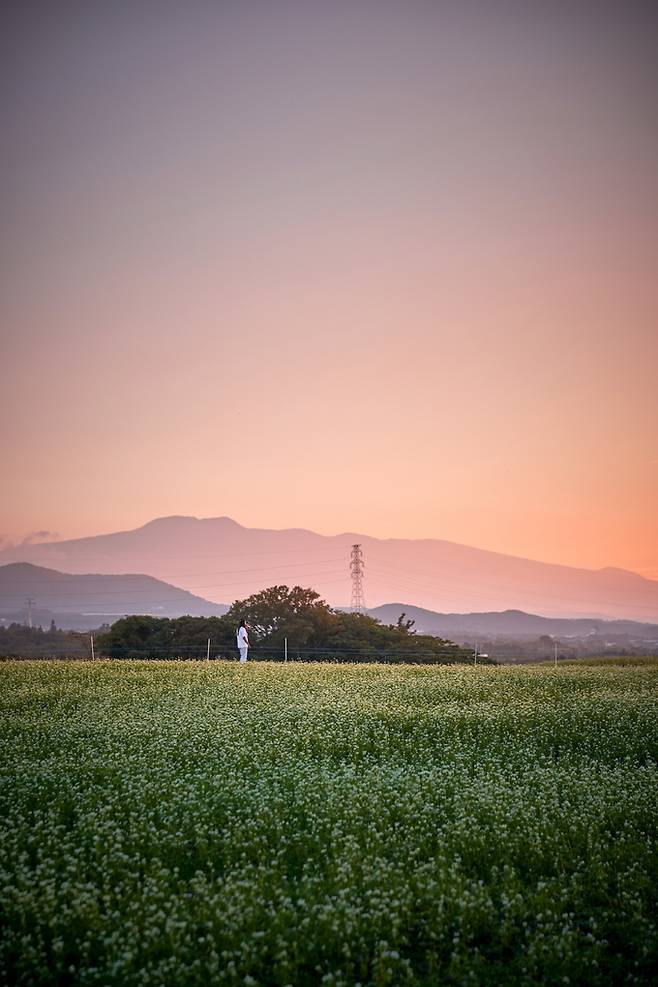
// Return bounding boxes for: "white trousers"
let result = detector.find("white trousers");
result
[239,647,248,663]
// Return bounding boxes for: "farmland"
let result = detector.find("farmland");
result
[1,659,657,985]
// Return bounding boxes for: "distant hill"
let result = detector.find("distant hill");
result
[2,562,657,644]
[0,563,228,630]
[368,603,658,643]
[1,515,657,620]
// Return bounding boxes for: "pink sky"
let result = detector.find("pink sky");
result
[2,2,657,578]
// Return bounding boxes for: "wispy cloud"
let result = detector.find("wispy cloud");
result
[20,530,60,546]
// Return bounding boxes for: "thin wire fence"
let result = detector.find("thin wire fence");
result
[1,641,474,663]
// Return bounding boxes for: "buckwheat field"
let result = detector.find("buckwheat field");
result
[1,659,656,986]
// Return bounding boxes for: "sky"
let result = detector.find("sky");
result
[2,1,657,577]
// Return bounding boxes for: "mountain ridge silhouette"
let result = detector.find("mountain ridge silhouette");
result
[1,516,656,621]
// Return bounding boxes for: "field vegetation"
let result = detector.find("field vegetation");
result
[1,658,656,985]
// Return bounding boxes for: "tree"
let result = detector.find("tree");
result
[94,586,475,663]
[167,615,235,656]
[396,612,416,634]
[96,615,170,658]
[0,624,88,657]
[97,614,235,658]
[538,635,554,656]
[324,611,464,663]
[226,585,334,649]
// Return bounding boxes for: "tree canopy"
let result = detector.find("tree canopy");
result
[97,585,478,663]
[96,614,235,659]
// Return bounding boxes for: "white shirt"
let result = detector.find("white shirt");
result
[237,627,249,648]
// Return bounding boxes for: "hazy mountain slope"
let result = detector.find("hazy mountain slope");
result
[0,562,228,624]
[369,603,658,640]
[1,516,656,620]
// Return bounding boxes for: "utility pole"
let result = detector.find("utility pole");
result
[350,544,366,613]
[25,598,35,629]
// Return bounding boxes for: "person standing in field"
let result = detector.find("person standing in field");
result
[236,620,249,663]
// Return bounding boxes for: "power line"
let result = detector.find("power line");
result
[5,555,655,618]
[1,556,347,590]
[0,577,353,614]
[2,543,354,563]
[2,642,465,660]
[0,568,348,602]
[364,561,658,616]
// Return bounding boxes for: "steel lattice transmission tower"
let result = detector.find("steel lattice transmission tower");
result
[350,544,366,612]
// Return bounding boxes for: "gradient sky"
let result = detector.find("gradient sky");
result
[2,1,657,576]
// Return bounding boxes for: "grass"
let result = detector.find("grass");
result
[1,658,657,985]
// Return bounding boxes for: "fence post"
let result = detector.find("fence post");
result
[90,635,95,660]
[284,637,288,663]
[207,637,211,661]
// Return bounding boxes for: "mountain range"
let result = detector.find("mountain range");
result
[2,564,658,645]
[0,562,227,628]
[1,515,657,621]
[369,603,658,643]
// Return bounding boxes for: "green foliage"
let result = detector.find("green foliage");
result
[1,660,657,985]
[226,586,472,662]
[0,623,88,657]
[321,611,466,663]
[95,586,472,662]
[396,612,416,634]
[96,614,236,659]
[226,585,335,650]
[97,615,169,657]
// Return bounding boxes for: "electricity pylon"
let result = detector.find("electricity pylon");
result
[350,544,365,612]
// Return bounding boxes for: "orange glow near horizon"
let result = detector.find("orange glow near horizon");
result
[2,3,657,580]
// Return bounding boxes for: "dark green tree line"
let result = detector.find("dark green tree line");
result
[97,586,478,663]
